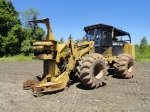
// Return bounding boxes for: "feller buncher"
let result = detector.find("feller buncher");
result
[23,18,136,96]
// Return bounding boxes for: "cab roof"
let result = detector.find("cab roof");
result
[84,23,130,37]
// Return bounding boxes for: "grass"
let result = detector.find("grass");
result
[136,58,150,62]
[0,54,34,61]
[0,54,150,62]
[135,53,150,62]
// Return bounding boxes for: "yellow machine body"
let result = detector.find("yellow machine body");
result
[23,18,135,96]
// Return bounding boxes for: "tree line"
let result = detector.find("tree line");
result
[59,34,85,44]
[135,36,150,59]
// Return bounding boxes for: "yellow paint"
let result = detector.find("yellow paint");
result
[123,43,135,56]
[112,28,114,39]
[33,41,53,46]
[102,47,112,56]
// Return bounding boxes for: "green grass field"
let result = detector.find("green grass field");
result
[0,54,34,61]
[136,58,150,62]
[0,54,150,62]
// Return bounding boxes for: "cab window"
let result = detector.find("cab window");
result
[94,29,101,46]
[86,30,94,41]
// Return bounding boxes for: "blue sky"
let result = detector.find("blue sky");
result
[11,0,150,44]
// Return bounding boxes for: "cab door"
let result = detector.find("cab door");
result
[94,30,112,54]
[101,31,112,53]
[94,29,102,53]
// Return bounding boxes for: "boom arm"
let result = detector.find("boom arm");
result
[29,18,54,40]
[23,18,94,96]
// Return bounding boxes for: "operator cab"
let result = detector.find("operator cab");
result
[84,24,131,56]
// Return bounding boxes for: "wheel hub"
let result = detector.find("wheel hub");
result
[94,63,104,79]
[128,61,133,72]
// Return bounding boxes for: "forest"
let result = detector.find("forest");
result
[0,0,150,61]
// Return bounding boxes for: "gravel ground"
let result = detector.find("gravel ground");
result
[0,61,150,112]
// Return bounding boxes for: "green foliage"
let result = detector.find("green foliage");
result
[0,0,21,36]
[35,27,45,40]
[135,36,150,61]
[79,35,86,42]
[139,36,149,55]
[120,37,123,41]
[0,0,22,56]
[20,7,45,55]
[21,39,33,56]
[0,1,45,56]
[68,34,73,40]
[4,24,23,55]
[20,7,40,28]
[60,37,64,43]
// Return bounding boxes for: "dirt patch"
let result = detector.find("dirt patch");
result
[0,61,150,112]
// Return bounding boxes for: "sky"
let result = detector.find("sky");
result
[11,0,150,44]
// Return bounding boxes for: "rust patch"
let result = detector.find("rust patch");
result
[23,79,39,90]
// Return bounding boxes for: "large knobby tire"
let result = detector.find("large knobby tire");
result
[77,53,108,88]
[114,53,136,79]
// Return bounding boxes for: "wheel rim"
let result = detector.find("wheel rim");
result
[94,63,104,79]
[128,61,133,72]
